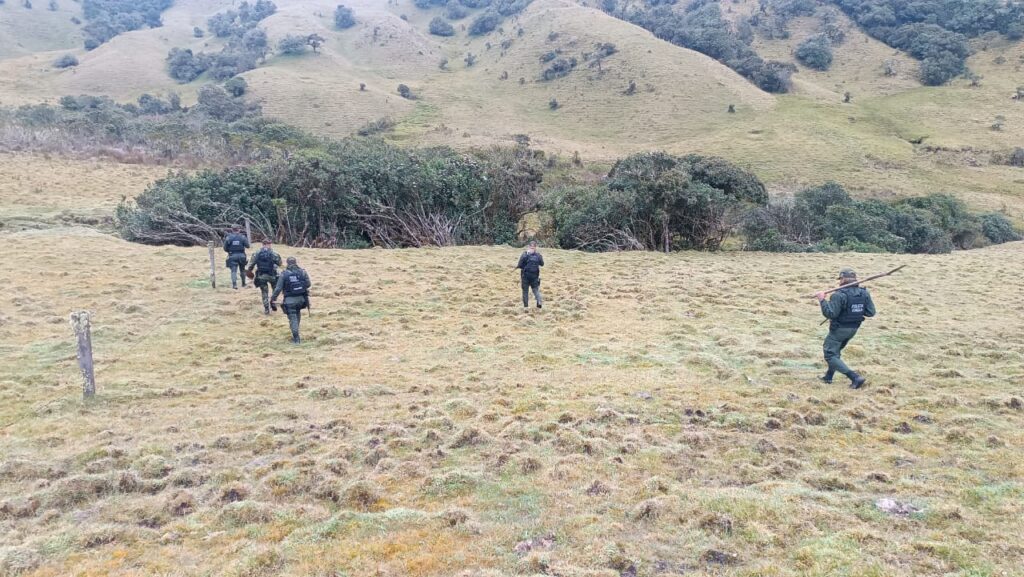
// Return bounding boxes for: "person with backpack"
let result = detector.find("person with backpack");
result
[270,257,312,343]
[515,241,544,309]
[245,240,282,314]
[816,268,876,389]
[222,226,250,290]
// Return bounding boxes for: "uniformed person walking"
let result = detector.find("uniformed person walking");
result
[246,240,282,314]
[816,268,876,389]
[516,241,544,309]
[223,226,250,289]
[270,257,311,343]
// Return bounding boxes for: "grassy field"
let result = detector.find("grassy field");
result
[1,156,1023,576]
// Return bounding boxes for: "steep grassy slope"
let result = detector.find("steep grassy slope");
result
[1,157,1023,576]
[0,0,83,61]
[0,0,1021,217]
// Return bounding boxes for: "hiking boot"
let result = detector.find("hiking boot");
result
[849,372,867,390]
[819,374,833,384]
[537,304,542,309]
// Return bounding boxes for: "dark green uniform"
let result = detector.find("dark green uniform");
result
[223,232,250,289]
[247,248,282,314]
[516,251,544,308]
[819,285,876,386]
[271,264,311,343]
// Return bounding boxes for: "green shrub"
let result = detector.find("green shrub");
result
[547,153,767,252]
[53,54,79,69]
[277,34,309,55]
[429,17,455,36]
[795,34,833,70]
[334,4,356,29]
[224,76,248,97]
[980,213,1022,244]
[469,10,501,35]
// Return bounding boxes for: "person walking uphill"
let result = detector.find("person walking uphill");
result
[246,240,282,314]
[516,241,544,309]
[270,257,311,343]
[223,226,250,289]
[816,268,876,389]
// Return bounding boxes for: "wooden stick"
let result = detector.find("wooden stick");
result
[70,311,96,399]
[805,265,905,298]
[208,241,217,289]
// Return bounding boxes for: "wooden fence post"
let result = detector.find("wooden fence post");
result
[69,311,96,399]
[208,241,217,289]
[245,219,252,244]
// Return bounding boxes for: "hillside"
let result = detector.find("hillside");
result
[1,156,1023,576]
[0,0,1022,219]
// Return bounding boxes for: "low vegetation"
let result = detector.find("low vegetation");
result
[743,183,1020,253]
[165,0,277,83]
[81,0,174,49]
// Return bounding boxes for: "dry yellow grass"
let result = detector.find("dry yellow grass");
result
[1,156,1023,576]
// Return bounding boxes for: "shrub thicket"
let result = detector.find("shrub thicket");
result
[742,183,1019,253]
[53,54,79,69]
[429,17,456,36]
[81,0,173,49]
[334,4,356,29]
[612,2,794,93]
[0,91,278,164]
[116,141,545,247]
[546,153,767,252]
[469,10,501,35]
[795,34,833,70]
[277,34,309,55]
[166,1,276,83]
[828,0,1023,84]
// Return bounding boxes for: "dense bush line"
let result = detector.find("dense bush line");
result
[166,0,276,83]
[742,183,1020,253]
[545,153,768,251]
[828,0,1024,84]
[81,0,173,49]
[607,1,795,93]
[116,141,545,247]
[0,89,312,165]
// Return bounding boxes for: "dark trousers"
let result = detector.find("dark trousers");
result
[522,275,542,307]
[226,254,247,287]
[823,326,859,378]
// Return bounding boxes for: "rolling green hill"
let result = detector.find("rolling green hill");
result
[0,0,1022,217]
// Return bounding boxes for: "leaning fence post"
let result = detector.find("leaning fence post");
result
[70,311,96,399]
[245,219,252,244]
[208,241,217,289]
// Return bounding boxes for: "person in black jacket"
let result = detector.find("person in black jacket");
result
[222,226,250,289]
[816,268,876,389]
[515,241,544,309]
[270,257,311,343]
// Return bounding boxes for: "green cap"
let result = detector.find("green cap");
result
[839,268,856,279]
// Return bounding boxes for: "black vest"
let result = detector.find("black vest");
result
[837,288,867,328]
[283,270,307,297]
[255,250,277,275]
[521,252,542,276]
[225,234,246,254]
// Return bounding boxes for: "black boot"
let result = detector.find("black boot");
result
[849,372,866,390]
[819,369,835,384]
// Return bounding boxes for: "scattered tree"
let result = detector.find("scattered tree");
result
[464,52,477,67]
[429,17,455,36]
[795,34,833,70]
[194,26,205,38]
[397,83,413,99]
[307,33,326,53]
[548,97,559,110]
[728,104,736,113]
[469,10,501,36]
[334,4,356,29]
[277,34,309,55]
[225,76,248,97]
[53,54,79,69]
